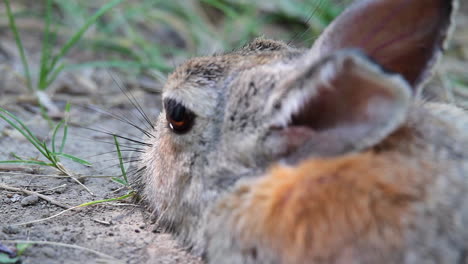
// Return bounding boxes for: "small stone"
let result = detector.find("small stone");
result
[42,247,56,258]
[2,225,20,234]
[21,195,39,206]
[54,185,67,194]
[11,194,21,202]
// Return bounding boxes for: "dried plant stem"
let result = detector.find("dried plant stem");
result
[0,183,70,209]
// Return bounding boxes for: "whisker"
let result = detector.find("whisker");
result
[108,74,153,133]
[288,0,324,45]
[76,104,154,138]
[83,149,144,159]
[90,156,142,165]
[75,125,152,147]
[91,160,143,174]
[109,71,155,130]
[68,133,151,149]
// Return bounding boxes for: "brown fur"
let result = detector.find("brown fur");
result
[206,104,467,263]
[230,151,425,263]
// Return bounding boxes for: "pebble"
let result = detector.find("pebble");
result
[42,247,56,258]
[11,194,22,202]
[2,225,20,234]
[21,195,39,206]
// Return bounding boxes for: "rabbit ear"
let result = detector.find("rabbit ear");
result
[309,0,456,90]
[267,51,411,160]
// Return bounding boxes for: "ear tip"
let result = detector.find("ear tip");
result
[309,0,458,92]
[413,0,458,90]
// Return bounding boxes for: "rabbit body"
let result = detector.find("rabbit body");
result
[205,103,468,264]
[134,0,468,263]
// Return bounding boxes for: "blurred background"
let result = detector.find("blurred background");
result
[1,0,467,107]
[0,0,349,98]
[0,0,466,112]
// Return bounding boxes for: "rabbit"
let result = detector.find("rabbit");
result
[133,0,468,263]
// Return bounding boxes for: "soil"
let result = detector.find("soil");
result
[0,11,200,263]
[0,1,467,264]
[0,80,201,263]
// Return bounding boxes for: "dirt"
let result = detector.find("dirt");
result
[0,30,199,264]
[1,1,468,264]
[0,81,203,263]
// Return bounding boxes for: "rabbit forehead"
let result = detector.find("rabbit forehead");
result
[162,49,303,117]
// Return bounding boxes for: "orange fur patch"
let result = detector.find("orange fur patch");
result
[236,151,427,263]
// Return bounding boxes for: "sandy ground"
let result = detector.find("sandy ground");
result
[1,1,468,264]
[0,83,202,263]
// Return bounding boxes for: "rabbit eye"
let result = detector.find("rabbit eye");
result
[164,98,195,134]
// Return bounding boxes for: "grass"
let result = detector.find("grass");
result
[3,0,345,79]
[0,104,89,169]
[0,242,31,264]
[0,105,95,193]
[111,135,129,186]
[4,0,125,92]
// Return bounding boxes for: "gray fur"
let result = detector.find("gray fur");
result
[133,0,467,263]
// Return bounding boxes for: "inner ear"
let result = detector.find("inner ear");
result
[291,67,397,133]
[268,51,411,159]
[310,0,455,89]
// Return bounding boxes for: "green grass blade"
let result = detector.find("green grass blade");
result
[39,104,54,128]
[59,102,71,153]
[0,110,48,158]
[0,108,42,144]
[43,142,58,164]
[54,153,92,167]
[38,0,53,91]
[0,254,20,264]
[200,0,238,19]
[10,153,24,160]
[113,135,128,185]
[0,160,52,166]
[77,192,134,207]
[4,0,33,92]
[111,177,127,186]
[48,0,125,73]
[448,73,468,88]
[45,63,66,89]
[16,243,32,256]
[51,120,64,154]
